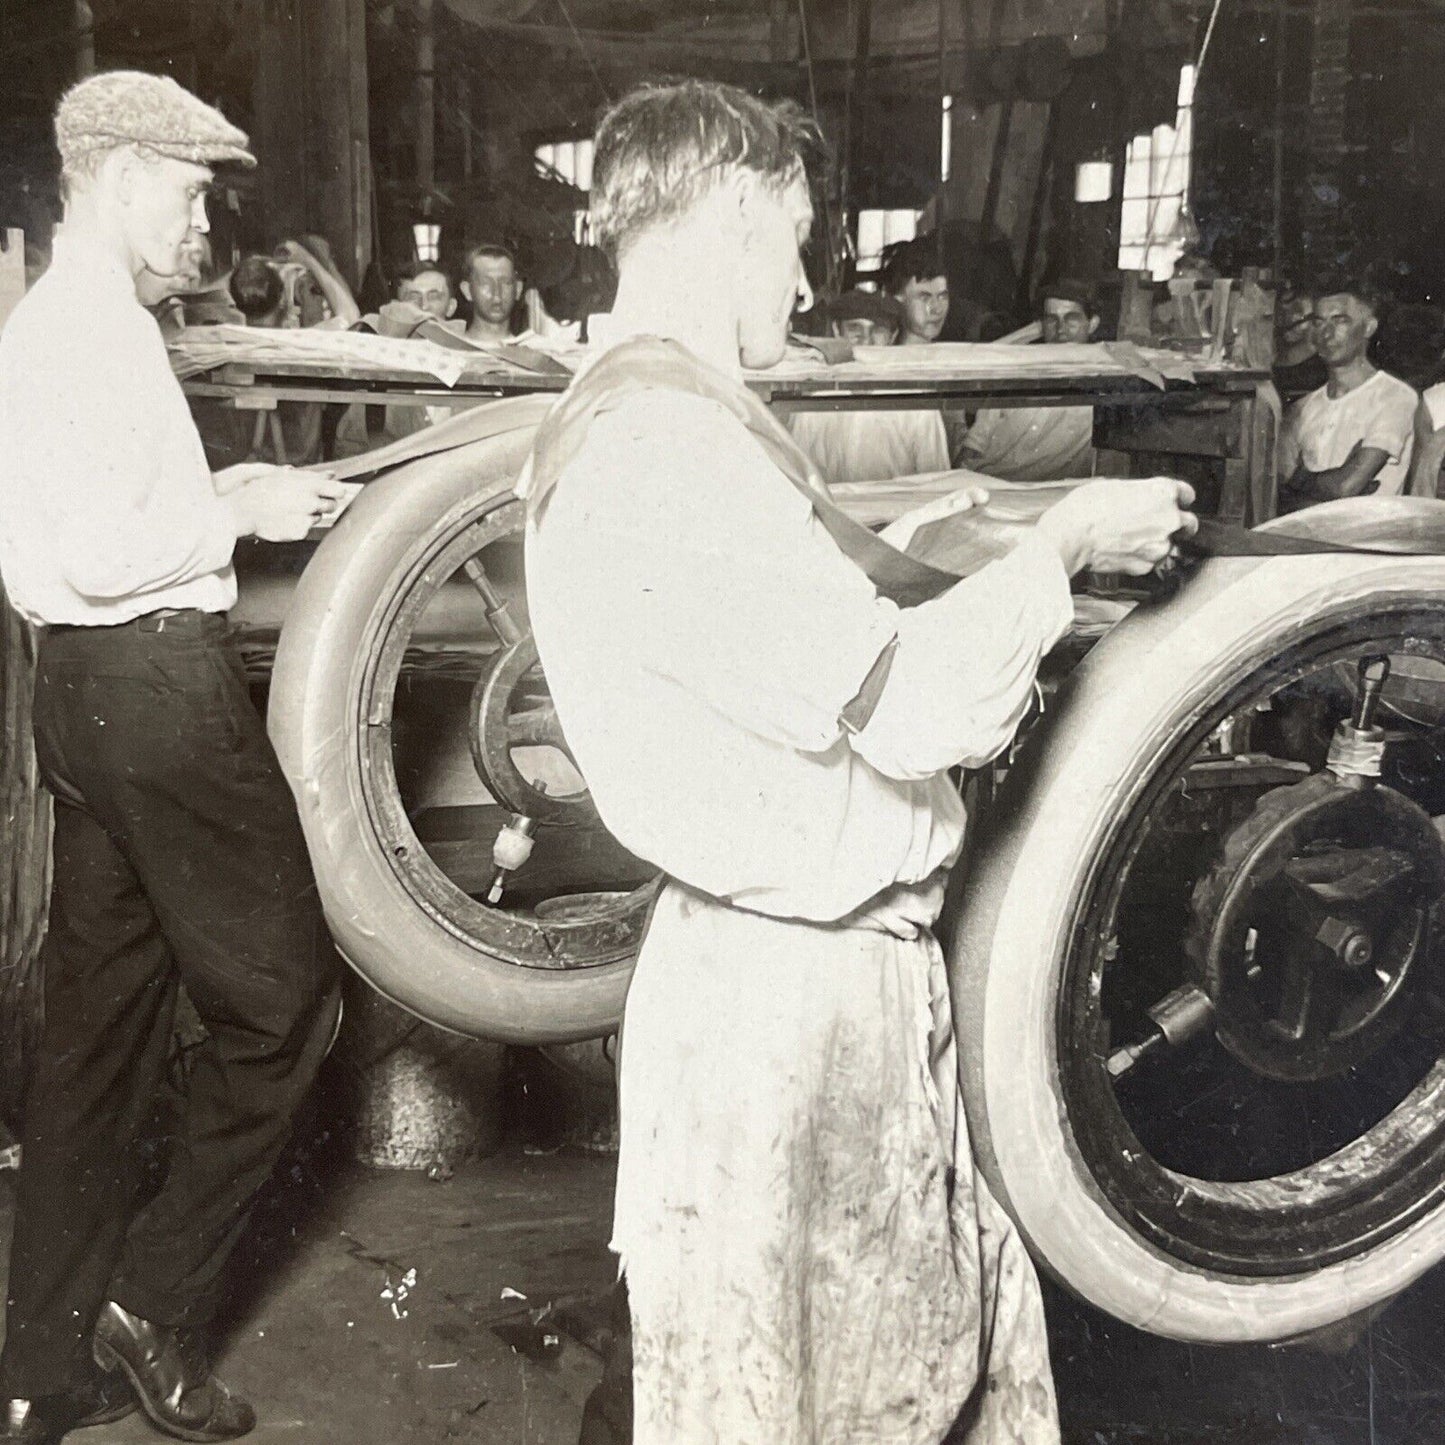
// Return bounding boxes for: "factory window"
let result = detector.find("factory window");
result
[1118,64,1196,280]
[535,138,595,245]
[535,138,595,191]
[941,94,953,184]
[855,209,922,279]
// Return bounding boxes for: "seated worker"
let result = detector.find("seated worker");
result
[1278,283,1418,513]
[881,236,951,347]
[460,243,533,344]
[879,237,969,458]
[959,279,1099,482]
[334,261,465,457]
[788,290,951,486]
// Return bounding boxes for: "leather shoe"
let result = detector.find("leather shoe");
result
[2,1363,136,1442]
[92,1301,255,1442]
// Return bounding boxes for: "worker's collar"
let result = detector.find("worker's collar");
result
[50,229,141,299]
[588,308,743,380]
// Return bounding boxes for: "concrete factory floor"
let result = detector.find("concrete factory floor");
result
[6,1090,1445,1444]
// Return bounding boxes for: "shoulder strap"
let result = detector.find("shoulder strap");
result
[523,335,966,607]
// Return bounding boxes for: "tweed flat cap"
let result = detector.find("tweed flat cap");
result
[56,70,255,170]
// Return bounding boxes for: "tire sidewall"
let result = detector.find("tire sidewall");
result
[269,406,635,1043]
[950,553,1445,1341]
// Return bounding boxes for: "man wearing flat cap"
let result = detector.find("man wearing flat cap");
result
[0,71,344,1444]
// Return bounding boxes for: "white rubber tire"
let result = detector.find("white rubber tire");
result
[949,509,1445,1343]
[268,396,637,1044]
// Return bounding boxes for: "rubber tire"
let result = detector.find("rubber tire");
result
[268,395,636,1044]
[948,498,1445,1343]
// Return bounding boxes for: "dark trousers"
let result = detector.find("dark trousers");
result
[0,612,340,1398]
[578,1278,633,1445]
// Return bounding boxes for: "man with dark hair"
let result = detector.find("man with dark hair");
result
[788,289,951,484]
[0,71,343,1444]
[880,235,950,345]
[460,242,525,342]
[392,257,457,319]
[522,76,1193,1444]
[960,279,1100,481]
[228,253,286,326]
[1279,283,1418,512]
[334,262,463,456]
[820,287,904,346]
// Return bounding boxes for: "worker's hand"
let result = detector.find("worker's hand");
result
[213,461,283,496]
[848,874,947,941]
[226,466,349,542]
[274,238,320,272]
[299,233,340,275]
[1036,476,1197,577]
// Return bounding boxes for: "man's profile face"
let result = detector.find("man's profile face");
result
[121,153,212,279]
[895,275,949,343]
[1041,297,1094,344]
[464,255,522,326]
[736,172,814,371]
[1312,293,1375,366]
[397,269,456,319]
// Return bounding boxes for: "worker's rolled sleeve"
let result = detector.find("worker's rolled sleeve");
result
[851,531,1073,780]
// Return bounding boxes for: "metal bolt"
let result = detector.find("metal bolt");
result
[1315,916,1373,968]
[1342,934,1374,969]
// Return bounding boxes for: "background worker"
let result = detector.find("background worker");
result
[334,261,463,456]
[393,257,458,321]
[460,242,529,343]
[788,289,951,484]
[960,280,1100,482]
[1278,282,1418,512]
[0,71,344,1445]
[878,237,968,457]
[881,236,951,345]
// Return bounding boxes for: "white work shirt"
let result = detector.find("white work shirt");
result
[0,232,237,625]
[525,332,1074,921]
[1286,369,1418,498]
[1423,381,1445,431]
[962,404,1095,482]
[787,406,949,487]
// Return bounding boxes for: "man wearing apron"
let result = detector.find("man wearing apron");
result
[523,79,1194,1445]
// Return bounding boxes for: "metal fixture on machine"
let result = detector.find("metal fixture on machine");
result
[1179,655,1445,1082]
[1108,656,1445,1084]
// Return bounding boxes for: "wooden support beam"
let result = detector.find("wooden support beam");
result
[255,0,373,287]
[1301,0,1350,269]
[416,0,435,199]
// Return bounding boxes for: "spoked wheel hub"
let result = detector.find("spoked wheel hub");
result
[1054,608,1445,1279]
[1186,773,1445,1082]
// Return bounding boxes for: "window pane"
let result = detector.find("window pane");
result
[1123,153,1154,200]
[1120,197,1151,245]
